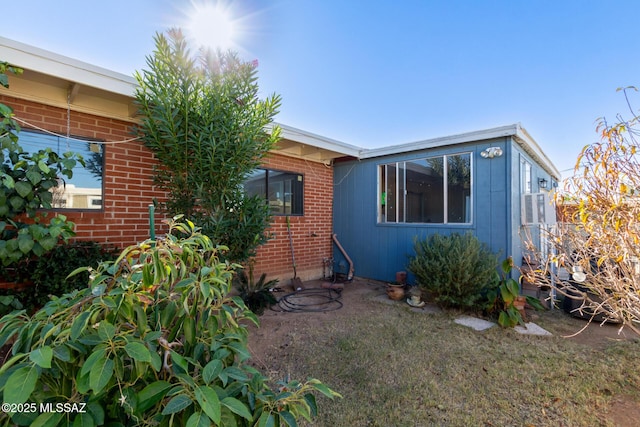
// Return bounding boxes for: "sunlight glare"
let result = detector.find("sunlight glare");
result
[187,3,236,50]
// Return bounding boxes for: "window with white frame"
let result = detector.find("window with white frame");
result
[16,129,104,209]
[244,168,304,215]
[520,156,532,194]
[379,153,472,224]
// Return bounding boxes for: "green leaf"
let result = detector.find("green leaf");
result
[169,350,188,373]
[17,234,34,254]
[71,311,92,340]
[29,411,64,427]
[195,386,221,425]
[310,381,341,399]
[303,393,318,417]
[257,412,276,427]
[29,346,53,368]
[26,168,42,185]
[97,322,116,341]
[89,354,114,393]
[279,410,298,427]
[52,345,72,362]
[72,412,95,427]
[137,380,172,413]
[14,181,32,198]
[227,341,251,361]
[161,394,193,415]
[221,397,253,421]
[38,234,58,251]
[4,366,38,405]
[37,160,50,174]
[186,411,211,427]
[124,341,152,362]
[86,402,105,425]
[202,359,223,384]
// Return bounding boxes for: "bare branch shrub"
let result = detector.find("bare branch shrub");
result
[524,88,640,336]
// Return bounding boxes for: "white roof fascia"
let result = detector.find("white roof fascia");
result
[271,122,362,158]
[359,123,560,180]
[0,36,137,97]
[359,124,521,159]
[513,124,561,180]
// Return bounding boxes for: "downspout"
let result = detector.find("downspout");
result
[332,234,354,281]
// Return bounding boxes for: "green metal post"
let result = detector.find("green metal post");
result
[149,204,156,241]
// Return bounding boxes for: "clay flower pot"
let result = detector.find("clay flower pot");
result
[386,283,405,301]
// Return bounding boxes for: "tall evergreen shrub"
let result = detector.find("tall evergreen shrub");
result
[134,30,281,263]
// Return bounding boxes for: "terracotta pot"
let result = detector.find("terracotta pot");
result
[395,271,407,285]
[386,284,405,300]
[513,296,526,310]
[513,296,527,321]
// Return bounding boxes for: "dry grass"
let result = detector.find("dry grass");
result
[253,299,640,426]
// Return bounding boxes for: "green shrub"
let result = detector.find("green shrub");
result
[486,258,546,327]
[408,232,499,309]
[233,263,278,316]
[0,241,119,312]
[0,216,339,426]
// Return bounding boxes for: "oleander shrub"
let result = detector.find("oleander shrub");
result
[408,232,499,309]
[0,217,339,426]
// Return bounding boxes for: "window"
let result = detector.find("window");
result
[17,130,104,209]
[244,168,304,215]
[379,153,471,224]
[520,156,532,194]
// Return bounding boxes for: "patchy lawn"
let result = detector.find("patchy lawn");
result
[248,279,640,426]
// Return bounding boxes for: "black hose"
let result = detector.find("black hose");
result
[274,288,343,313]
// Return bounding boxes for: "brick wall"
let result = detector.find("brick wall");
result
[251,154,334,283]
[1,95,168,247]
[2,95,335,281]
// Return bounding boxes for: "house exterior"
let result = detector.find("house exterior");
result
[0,36,359,282]
[1,36,560,284]
[331,125,561,282]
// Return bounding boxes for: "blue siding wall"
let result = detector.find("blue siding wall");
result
[511,145,555,269]
[333,137,516,283]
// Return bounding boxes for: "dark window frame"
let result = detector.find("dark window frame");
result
[244,167,304,216]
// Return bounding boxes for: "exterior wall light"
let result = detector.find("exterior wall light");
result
[538,177,548,189]
[480,147,503,158]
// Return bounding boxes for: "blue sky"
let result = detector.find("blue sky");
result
[3,0,639,178]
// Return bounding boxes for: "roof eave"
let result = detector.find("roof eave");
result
[270,122,362,159]
[359,124,521,159]
[0,36,137,97]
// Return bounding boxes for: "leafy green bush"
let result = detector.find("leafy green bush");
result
[0,295,22,318]
[408,232,499,309]
[0,241,119,312]
[1,62,82,269]
[0,217,338,426]
[486,258,546,327]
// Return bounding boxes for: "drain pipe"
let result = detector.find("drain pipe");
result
[332,234,354,281]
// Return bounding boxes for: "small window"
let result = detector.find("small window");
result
[244,168,304,215]
[521,156,532,194]
[17,129,104,210]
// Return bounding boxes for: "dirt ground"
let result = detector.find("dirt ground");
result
[247,278,640,427]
